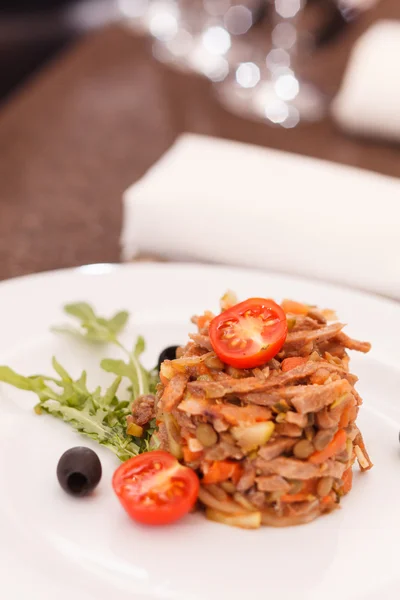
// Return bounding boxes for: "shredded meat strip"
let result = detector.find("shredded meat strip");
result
[236,462,256,492]
[241,378,352,412]
[275,423,303,437]
[290,379,352,414]
[131,394,156,426]
[334,332,371,353]
[256,475,290,493]
[290,316,322,332]
[322,461,346,479]
[256,457,323,480]
[160,373,189,412]
[187,360,356,401]
[285,411,308,428]
[257,438,296,461]
[283,322,344,352]
[188,333,214,352]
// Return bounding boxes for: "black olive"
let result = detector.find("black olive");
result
[157,345,179,371]
[57,447,102,497]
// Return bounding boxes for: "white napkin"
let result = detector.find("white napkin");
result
[121,134,400,299]
[332,20,400,142]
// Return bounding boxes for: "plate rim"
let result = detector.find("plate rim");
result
[0,261,399,313]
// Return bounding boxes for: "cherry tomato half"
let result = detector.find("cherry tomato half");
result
[209,298,288,369]
[112,451,199,526]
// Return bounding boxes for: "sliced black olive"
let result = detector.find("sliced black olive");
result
[57,447,102,497]
[157,345,179,371]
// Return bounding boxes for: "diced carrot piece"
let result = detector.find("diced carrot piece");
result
[309,429,347,464]
[197,314,211,329]
[339,405,351,428]
[281,357,308,372]
[281,299,309,315]
[202,461,242,485]
[321,494,335,506]
[160,373,169,386]
[280,493,311,503]
[218,404,272,425]
[281,479,317,503]
[183,447,203,462]
[342,467,353,494]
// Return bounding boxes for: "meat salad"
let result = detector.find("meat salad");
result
[135,293,373,528]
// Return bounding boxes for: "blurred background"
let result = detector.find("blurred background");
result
[0,0,399,287]
[0,0,381,105]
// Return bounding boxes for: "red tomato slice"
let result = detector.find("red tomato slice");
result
[209,298,288,369]
[112,451,199,526]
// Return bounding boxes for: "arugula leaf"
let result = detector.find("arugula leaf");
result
[64,302,97,321]
[54,303,129,344]
[54,303,150,398]
[133,336,146,357]
[0,366,48,392]
[100,356,149,399]
[0,302,160,462]
[0,363,143,461]
[107,311,129,335]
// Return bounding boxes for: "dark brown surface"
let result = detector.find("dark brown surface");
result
[0,1,399,281]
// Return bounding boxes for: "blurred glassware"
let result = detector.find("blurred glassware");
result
[117,0,379,125]
[120,1,266,82]
[151,1,267,82]
[214,0,327,127]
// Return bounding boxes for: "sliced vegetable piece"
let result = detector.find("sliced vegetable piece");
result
[202,460,242,485]
[354,445,370,470]
[126,422,144,437]
[163,413,183,460]
[206,508,261,529]
[281,478,317,503]
[281,299,309,315]
[196,423,218,447]
[218,404,272,425]
[231,421,275,453]
[281,357,308,372]
[342,467,353,494]
[198,486,246,514]
[309,429,347,464]
[280,493,314,503]
[183,446,203,462]
[220,290,239,311]
[354,433,373,471]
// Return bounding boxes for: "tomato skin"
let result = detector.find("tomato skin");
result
[112,451,199,526]
[209,298,288,369]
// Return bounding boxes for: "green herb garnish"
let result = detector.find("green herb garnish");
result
[0,303,159,461]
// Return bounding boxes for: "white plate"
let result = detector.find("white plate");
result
[0,263,399,600]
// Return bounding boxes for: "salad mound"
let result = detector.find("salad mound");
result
[154,293,372,528]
